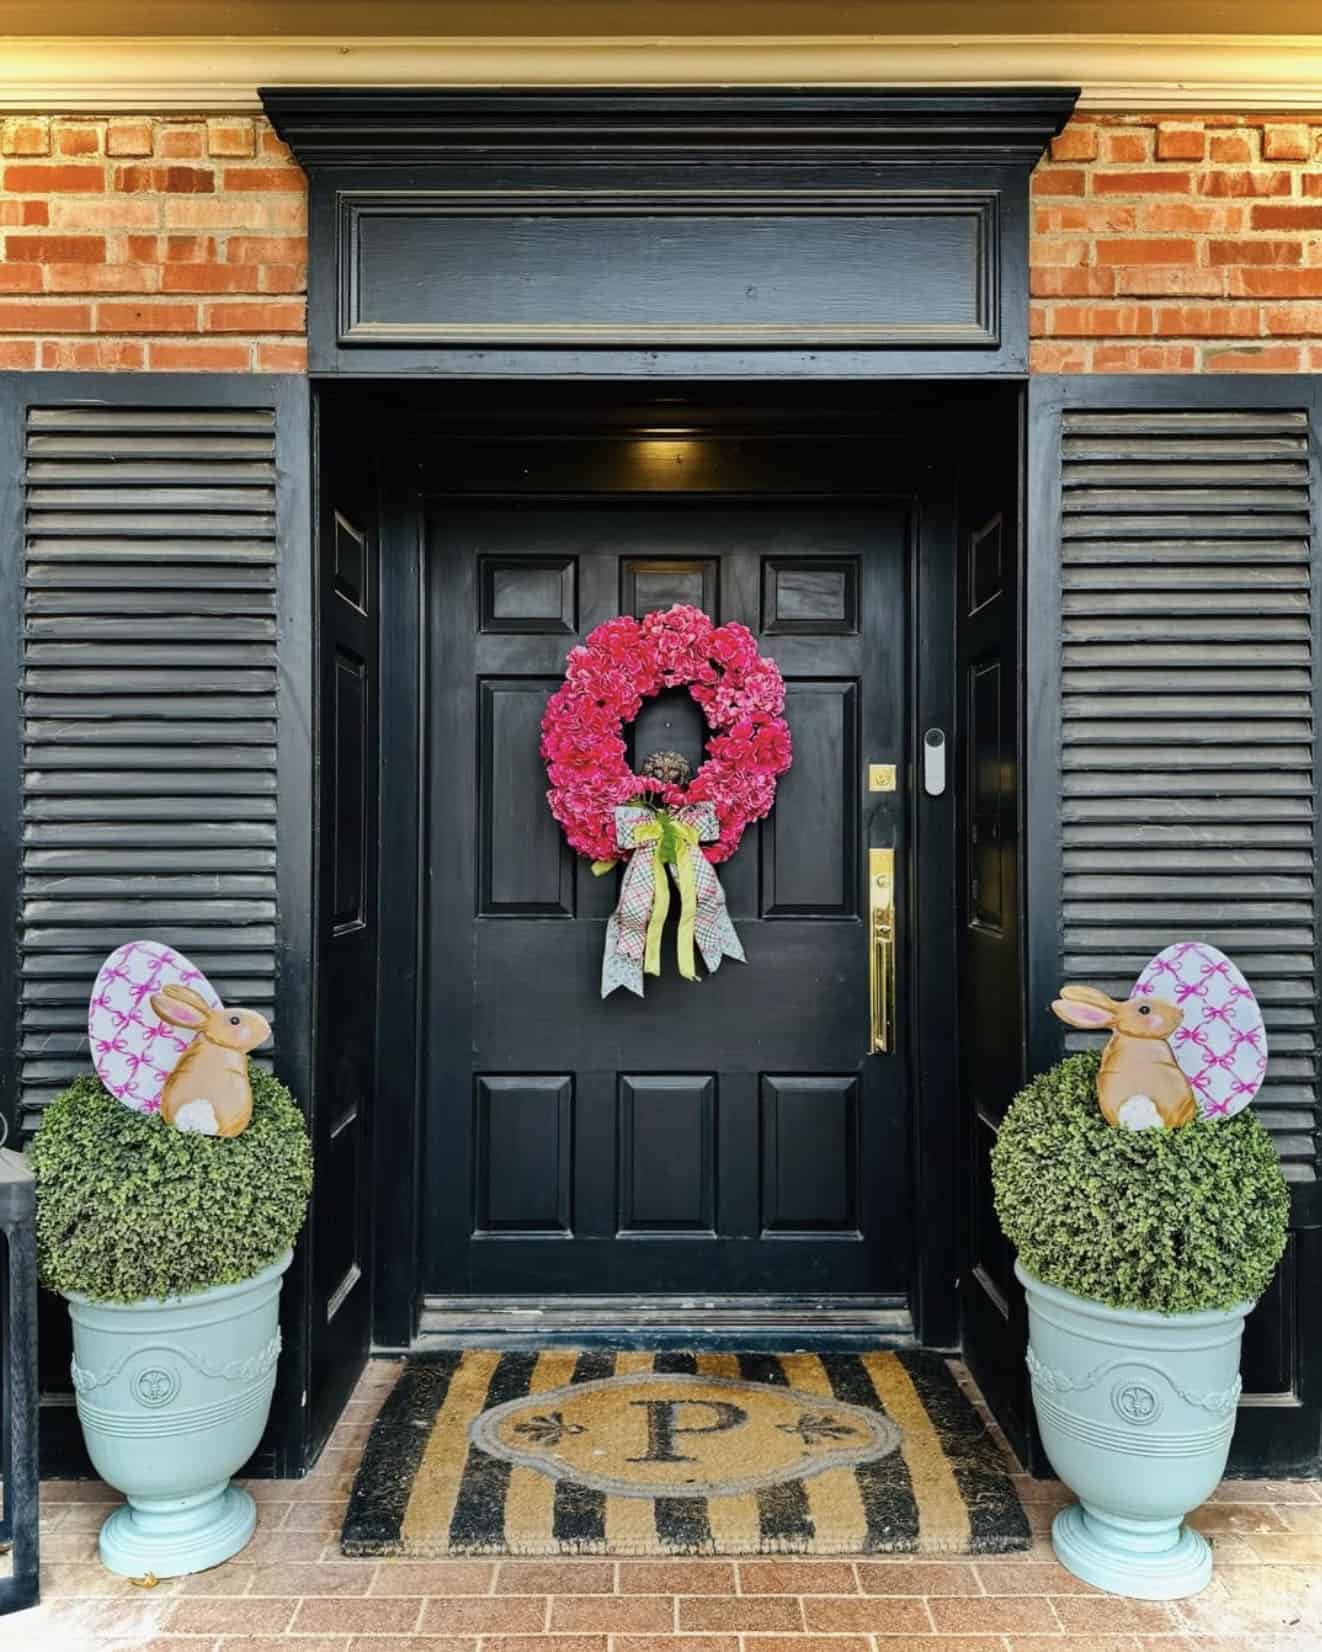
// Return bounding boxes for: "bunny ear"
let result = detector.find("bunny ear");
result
[1052,996,1116,1030]
[162,982,210,1013]
[1060,983,1118,1011]
[151,990,207,1030]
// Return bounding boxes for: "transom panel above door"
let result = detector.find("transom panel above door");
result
[416,431,926,1305]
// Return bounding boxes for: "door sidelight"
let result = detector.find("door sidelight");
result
[869,847,896,1054]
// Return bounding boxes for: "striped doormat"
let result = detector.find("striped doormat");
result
[341,1350,1029,1557]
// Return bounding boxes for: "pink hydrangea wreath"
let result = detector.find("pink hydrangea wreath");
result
[540,603,792,867]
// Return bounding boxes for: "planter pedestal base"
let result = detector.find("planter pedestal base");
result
[1052,1502,1212,1601]
[99,1483,256,1580]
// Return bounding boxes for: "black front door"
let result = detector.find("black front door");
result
[420,432,927,1302]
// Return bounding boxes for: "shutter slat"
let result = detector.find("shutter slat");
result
[27,408,273,431]
[27,561,274,586]
[1062,795,1312,820]
[1056,407,1317,1175]
[26,745,277,771]
[25,796,277,821]
[25,696,276,720]
[1062,539,1308,563]
[23,822,276,847]
[26,669,276,694]
[1064,590,1308,614]
[24,980,274,1010]
[1063,773,1311,795]
[20,405,281,1123]
[1061,442,1307,463]
[1061,462,1310,486]
[25,462,276,483]
[27,512,276,536]
[1064,514,1312,538]
[1063,824,1313,847]
[1063,746,1312,769]
[1064,565,1308,590]
[26,616,277,641]
[1063,670,1312,694]
[26,849,276,873]
[1061,411,1309,433]
[28,589,275,615]
[26,721,276,746]
[26,436,275,455]
[1066,850,1313,872]
[22,950,275,980]
[1065,695,1311,718]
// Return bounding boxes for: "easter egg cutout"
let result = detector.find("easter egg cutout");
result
[88,940,221,1113]
[1132,941,1267,1121]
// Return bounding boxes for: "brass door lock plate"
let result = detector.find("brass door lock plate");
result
[868,763,897,793]
[869,846,896,1053]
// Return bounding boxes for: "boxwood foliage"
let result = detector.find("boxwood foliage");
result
[29,1070,313,1304]
[992,1052,1288,1315]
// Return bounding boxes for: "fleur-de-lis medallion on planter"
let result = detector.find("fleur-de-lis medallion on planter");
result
[134,1366,180,1409]
[1112,1382,1162,1426]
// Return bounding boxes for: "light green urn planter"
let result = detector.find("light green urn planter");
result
[67,1249,292,1578]
[1018,1261,1250,1601]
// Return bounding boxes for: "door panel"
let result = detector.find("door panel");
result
[956,414,1029,1463]
[310,422,379,1456]
[424,468,911,1301]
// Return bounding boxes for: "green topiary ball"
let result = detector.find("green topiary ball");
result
[992,1051,1288,1316]
[29,1069,313,1305]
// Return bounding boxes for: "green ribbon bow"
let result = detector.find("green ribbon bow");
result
[595,810,701,982]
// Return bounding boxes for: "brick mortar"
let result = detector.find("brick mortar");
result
[0,113,306,371]
[1031,112,1322,372]
[4,110,1321,374]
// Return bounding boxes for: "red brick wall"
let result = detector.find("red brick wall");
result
[0,115,305,371]
[1031,114,1322,372]
[4,109,1321,374]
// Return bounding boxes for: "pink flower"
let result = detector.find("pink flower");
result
[709,622,759,671]
[641,604,715,686]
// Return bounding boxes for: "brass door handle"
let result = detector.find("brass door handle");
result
[869,847,896,1054]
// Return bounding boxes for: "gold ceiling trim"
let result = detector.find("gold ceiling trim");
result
[4,36,1322,113]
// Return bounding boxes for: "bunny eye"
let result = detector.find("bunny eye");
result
[229,1015,241,1026]
[1138,1005,1151,1016]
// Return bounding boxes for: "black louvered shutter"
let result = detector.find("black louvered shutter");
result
[0,374,314,1476]
[17,405,282,1133]
[1051,403,1317,1184]
[1023,379,1322,1471]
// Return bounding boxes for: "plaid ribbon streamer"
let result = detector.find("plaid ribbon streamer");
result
[601,803,745,999]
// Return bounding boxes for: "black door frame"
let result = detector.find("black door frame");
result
[323,381,1026,1356]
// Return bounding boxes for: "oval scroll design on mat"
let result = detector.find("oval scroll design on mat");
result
[470,1371,902,1499]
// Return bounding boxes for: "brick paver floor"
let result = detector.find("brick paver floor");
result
[11,1358,1322,1651]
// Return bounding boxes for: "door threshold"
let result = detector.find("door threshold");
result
[411,1294,914,1352]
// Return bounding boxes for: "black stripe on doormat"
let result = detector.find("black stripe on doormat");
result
[820,1353,921,1552]
[739,1353,814,1548]
[551,1350,611,1551]
[896,1351,1030,1554]
[340,1351,462,1556]
[652,1350,715,1552]
[449,1351,539,1552]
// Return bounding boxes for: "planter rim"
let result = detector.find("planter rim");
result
[62,1247,293,1313]
[1015,1260,1253,1331]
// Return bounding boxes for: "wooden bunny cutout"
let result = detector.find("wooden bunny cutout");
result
[149,983,271,1138]
[1051,984,1197,1131]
